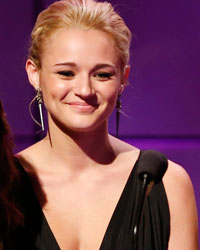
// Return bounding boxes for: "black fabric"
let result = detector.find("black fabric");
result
[99,151,170,250]
[3,151,170,249]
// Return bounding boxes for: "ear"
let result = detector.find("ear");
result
[26,59,40,90]
[119,65,131,95]
[123,65,130,84]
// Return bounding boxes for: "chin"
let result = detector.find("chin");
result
[67,123,102,133]
[50,112,108,134]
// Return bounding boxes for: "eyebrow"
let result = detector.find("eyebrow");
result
[54,62,116,71]
[54,62,77,67]
[92,63,116,71]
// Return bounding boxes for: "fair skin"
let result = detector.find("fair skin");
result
[17,28,198,250]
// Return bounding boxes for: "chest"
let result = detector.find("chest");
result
[36,169,131,250]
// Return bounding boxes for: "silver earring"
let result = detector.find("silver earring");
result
[29,88,44,131]
[116,95,121,138]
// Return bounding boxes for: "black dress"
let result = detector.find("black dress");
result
[3,151,170,250]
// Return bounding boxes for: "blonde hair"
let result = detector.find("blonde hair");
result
[28,0,132,70]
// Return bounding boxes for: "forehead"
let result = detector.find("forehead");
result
[41,28,120,67]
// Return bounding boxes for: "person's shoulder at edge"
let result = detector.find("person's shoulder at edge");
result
[15,139,50,177]
[109,136,199,249]
[108,135,139,153]
[163,159,199,250]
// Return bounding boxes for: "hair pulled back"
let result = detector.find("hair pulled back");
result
[28,0,131,70]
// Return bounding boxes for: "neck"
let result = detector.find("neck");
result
[44,119,116,169]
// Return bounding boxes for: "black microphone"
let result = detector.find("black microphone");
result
[133,150,168,250]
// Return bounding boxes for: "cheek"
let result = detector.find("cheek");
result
[99,81,121,101]
[97,84,119,112]
[41,77,71,102]
[106,90,118,105]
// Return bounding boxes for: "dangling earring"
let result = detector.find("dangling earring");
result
[29,88,45,131]
[116,95,121,138]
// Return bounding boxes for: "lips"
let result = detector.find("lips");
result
[65,101,99,112]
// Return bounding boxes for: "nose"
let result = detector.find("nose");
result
[74,74,94,98]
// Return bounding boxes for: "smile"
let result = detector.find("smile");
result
[65,102,99,112]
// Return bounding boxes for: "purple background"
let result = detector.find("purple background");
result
[0,0,199,240]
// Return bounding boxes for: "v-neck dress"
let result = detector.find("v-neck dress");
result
[3,151,170,250]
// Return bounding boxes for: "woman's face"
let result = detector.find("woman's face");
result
[27,28,128,133]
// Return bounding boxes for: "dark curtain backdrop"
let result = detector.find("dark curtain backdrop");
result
[0,0,200,240]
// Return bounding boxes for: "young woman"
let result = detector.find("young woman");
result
[4,0,198,249]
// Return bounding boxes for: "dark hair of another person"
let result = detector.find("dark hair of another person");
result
[0,101,24,240]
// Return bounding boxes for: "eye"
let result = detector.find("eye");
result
[57,71,75,78]
[94,72,114,81]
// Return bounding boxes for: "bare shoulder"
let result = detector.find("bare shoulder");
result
[108,134,139,154]
[163,160,199,249]
[15,138,48,171]
[163,160,197,211]
[163,160,195,197]
[17,139,43,155]
[108,135,141,176]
